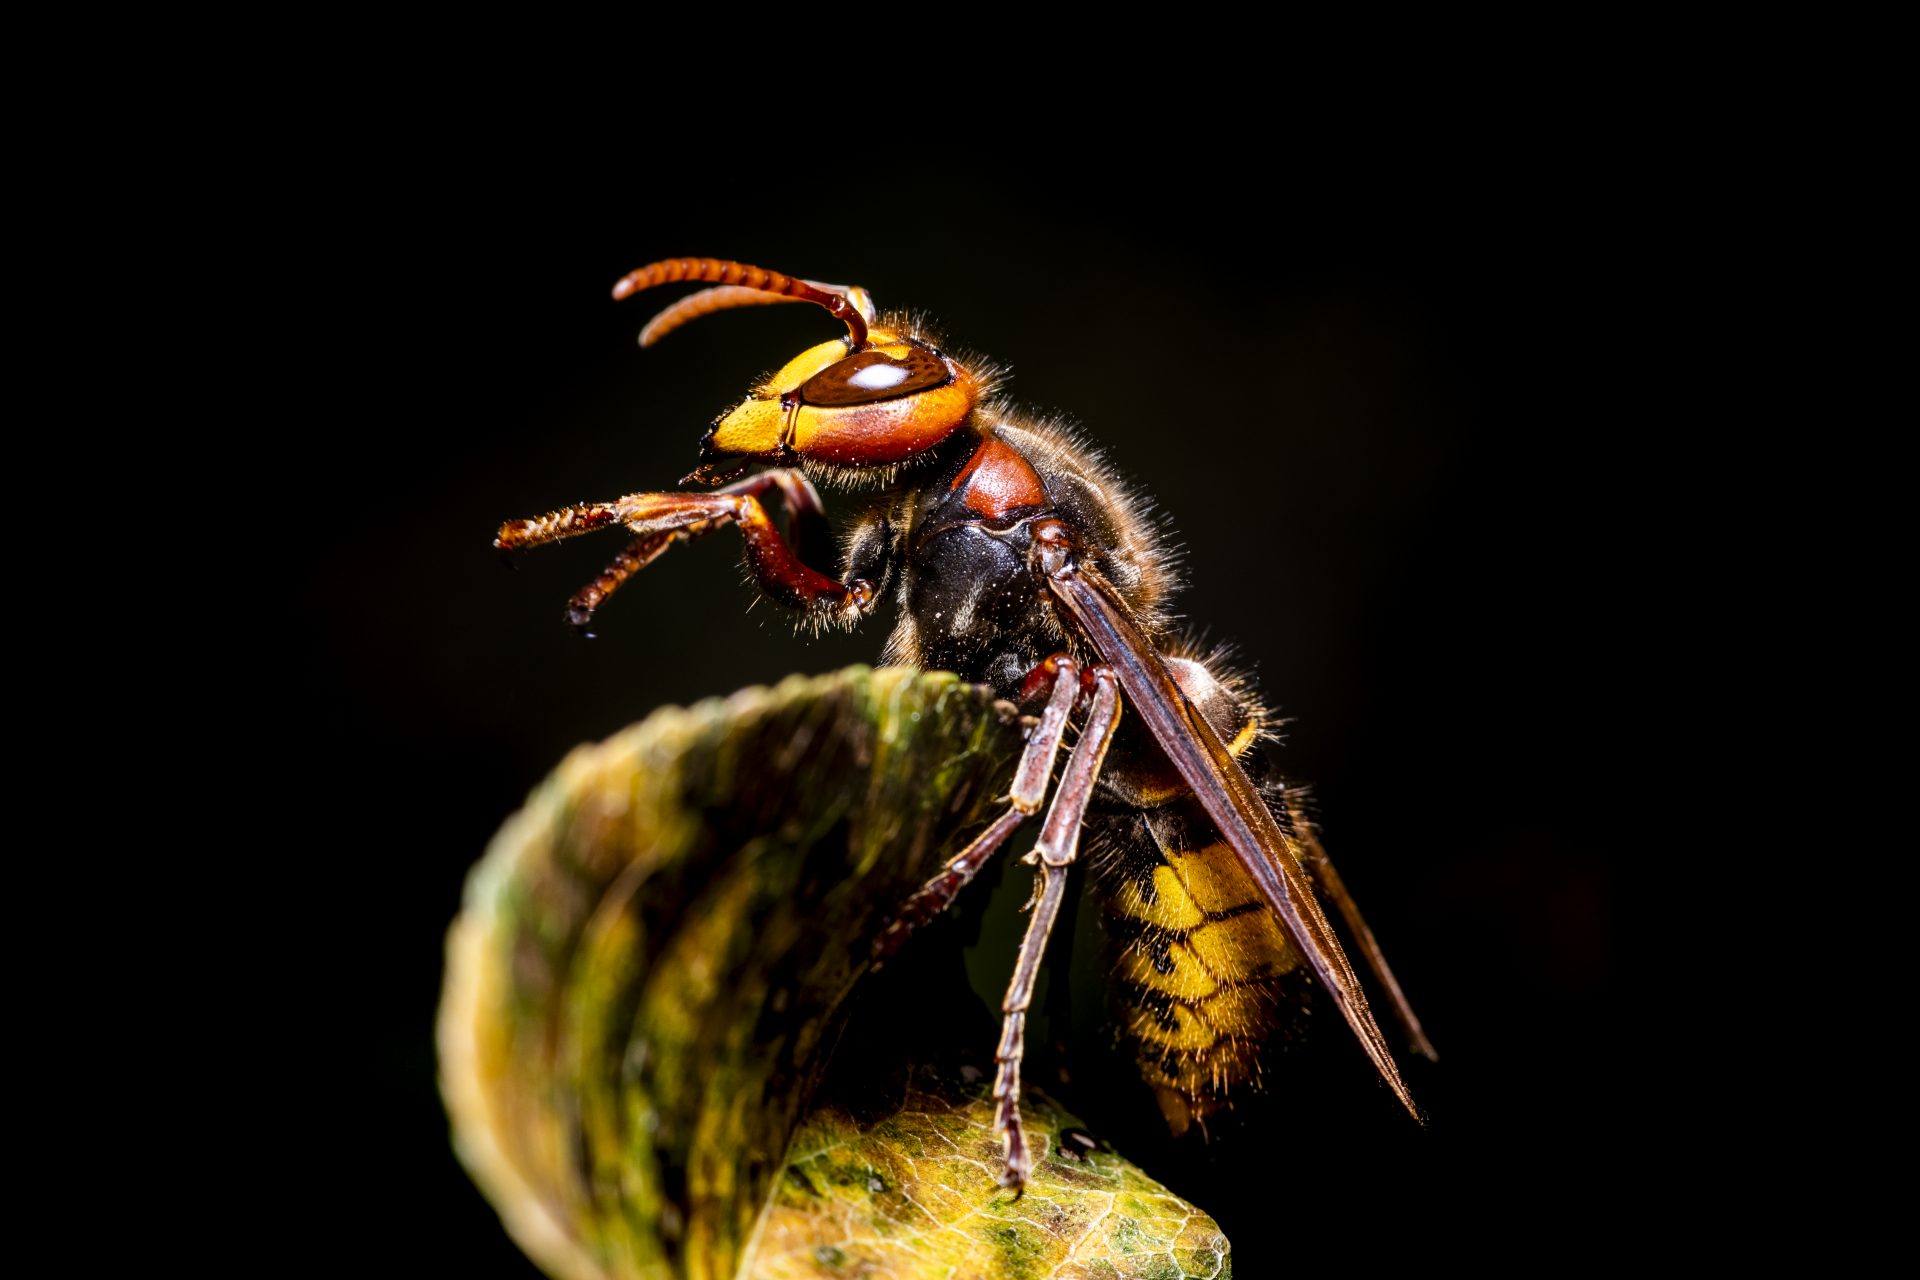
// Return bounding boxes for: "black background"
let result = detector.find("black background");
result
[276,115,1692,1273]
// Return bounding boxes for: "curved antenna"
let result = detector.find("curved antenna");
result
[636,282,877,348]
[611,258,870,349]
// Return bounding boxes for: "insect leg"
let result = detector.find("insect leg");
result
[1288,796,1438,1061]
[565,532,674,633]
[753,468,834,572]
[566,471,829,631]
[993,665,1121,1194]
[871,658,1082,965]
[497,469,823,552]
[496,471,870,630]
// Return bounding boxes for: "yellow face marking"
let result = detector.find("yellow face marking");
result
[758,330,911,396]
[712,328,945,461]
[761,338,852,393]
[706,399,787,456]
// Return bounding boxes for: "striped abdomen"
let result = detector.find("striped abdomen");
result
[1099,792,1310,1135]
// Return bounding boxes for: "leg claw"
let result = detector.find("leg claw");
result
[998,1110,1031,1197]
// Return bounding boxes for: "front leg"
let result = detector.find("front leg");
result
[495,470,871,632]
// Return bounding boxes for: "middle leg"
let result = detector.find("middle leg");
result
[871,656,1084,966]
[992,664,1122,1193]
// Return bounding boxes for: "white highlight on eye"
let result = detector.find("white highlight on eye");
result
[847,363,911,391]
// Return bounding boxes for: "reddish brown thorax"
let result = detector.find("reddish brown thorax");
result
[950,435,1049,520]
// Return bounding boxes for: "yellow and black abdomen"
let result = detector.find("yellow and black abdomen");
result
[1087,651,1311,1136]
[1096,794,1309,1136]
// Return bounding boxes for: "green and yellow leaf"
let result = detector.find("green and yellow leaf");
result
[439,666,1230,1280]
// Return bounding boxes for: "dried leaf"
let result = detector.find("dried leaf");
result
[440,666,1230,1279]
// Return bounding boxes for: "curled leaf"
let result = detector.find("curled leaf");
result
[440,666,1231,1279]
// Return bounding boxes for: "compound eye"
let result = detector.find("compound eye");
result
[797,347,952,406]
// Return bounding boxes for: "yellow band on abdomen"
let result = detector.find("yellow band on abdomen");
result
[1101,817,1310,1135]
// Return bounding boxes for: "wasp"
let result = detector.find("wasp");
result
[495,258,1436,1192]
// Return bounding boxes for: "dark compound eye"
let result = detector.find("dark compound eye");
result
[797,347,952,406]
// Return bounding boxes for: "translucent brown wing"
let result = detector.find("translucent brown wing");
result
[1046,562,1421,1118]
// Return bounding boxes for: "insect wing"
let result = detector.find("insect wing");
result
[1047,567,1420,1119]
[1290,803,1440,1062]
